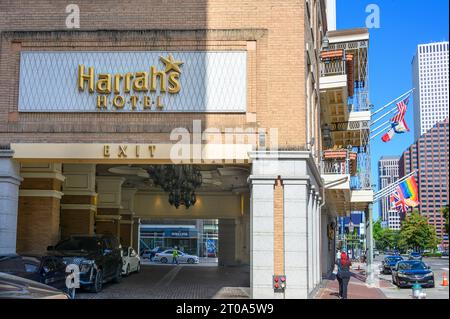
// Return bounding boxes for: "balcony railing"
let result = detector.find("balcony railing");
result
[320,60,346,77]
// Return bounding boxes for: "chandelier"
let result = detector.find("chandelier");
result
[147,165,202,209]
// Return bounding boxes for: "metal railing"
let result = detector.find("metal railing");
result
[320,60,346,77]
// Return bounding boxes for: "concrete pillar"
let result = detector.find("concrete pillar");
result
[17,163,64,254]
[119,188,137,248]
[307,187,314,292]
[96,176,125,238]
[283,180,309,298]
[132,217,141,253]
[61,164,97,239]
[315,196,322,285]
[218,218,237,266]
[250,178,275,298]
[0,150,22,254]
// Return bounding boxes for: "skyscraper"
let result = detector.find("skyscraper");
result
[378,156,401,229]
[400,119,449,246]
[412,41,449,141]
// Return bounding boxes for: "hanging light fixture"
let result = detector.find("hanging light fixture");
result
[147,165,202,209]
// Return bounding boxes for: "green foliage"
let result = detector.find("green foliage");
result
[442,205,449,234]
[373,219,400,250]
[398,211,439,252]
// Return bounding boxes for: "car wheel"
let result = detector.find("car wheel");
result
[89,269,103,293]
[136,262,141,273]
[187,258,194,264]
[161,257,168,264]
[126,264,130,277]
[112,264,122,283]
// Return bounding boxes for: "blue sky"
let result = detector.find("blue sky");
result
[336,0,449,220]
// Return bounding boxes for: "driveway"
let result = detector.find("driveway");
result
[76,264,250,299]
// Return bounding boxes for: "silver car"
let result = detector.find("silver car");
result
[153,250,199,264]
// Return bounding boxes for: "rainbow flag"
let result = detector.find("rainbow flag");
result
[398,176,419,207]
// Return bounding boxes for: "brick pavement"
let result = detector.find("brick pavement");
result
[77,264,250,299]
[315,265,387,299]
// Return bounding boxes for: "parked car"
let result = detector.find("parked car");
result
[391,260,435,288]
[409,252,423,261]
[0,272,69,299]
[122,247,141,276]
[381,255,403,274]
[153,250,199,264]
[0,254,75,298]
[442,251,449,257]
[47,235,123,293]
[373,250,380,257]
[141,247,167,261]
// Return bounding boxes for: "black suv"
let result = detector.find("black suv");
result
[48,235,123,293]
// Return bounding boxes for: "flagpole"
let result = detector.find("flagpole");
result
[373,171,418,202]
[370,106,398,126]
[374,170,417,200]
[371,88,414,118]
[369,125,392,140]
[371,119,391,133]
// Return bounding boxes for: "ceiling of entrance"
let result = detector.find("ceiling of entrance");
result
[95,164,251,194]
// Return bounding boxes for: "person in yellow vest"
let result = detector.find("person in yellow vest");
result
[172,249,179,265]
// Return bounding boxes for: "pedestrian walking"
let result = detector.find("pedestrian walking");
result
[172,249,179,265]
[337,251,352,299]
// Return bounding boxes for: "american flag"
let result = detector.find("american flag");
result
[390,186,409,213]
[390,96,410,123]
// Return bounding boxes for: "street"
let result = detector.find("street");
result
[374,255,449,299]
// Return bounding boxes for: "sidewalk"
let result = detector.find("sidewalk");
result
[315,263,387,299]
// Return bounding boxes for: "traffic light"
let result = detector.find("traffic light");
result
[273,275,286,292]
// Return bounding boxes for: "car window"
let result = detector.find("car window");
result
[398,262,427,270]
[164,250,173,254]
[24,262,39,273]
[122,248,129,257]
[55,237,101,251]
[42,259,57,272]
[0,256,25,272]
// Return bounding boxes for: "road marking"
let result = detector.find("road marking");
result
[155,265,182,288]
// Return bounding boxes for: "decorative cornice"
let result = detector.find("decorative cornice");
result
[19,190,63,199]
[61,204,97,211]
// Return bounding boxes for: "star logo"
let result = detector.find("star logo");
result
[159,54,183,73]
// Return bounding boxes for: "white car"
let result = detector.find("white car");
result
[122,247,141,276]
[153,250,199,264]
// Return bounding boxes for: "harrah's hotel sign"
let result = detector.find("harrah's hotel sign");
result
[18,51,247,113]
[78,54,182,110]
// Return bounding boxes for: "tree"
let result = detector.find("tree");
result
[442,205,449,235]
[373,219,399,250]
[399,211,439,252]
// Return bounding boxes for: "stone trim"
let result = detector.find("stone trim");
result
[19,189,63,199]
[95,215,122,221]
[20,172,65,182]
[60,204,97,211]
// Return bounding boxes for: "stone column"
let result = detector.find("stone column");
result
[132,217,141,253]
[218,218,237,266]
[60,164,97,239]
[96,176,125,238]
[0,150,22,254]
[307,187,314,293]
[314,195,321,286]
[17,163,64,254]
[119,188,137,248]
[249,178,275,298]
[283,180,309,298]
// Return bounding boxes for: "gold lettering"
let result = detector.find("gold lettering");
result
[130,96,138,110]
[97,95,107,109]
[78,65,94,93]
[148,145,156,158]
[118,145,128,158]
[103,145,110,157]
[156,95,163,109]
[168,72,181,94]
[96,74,112,94]
[124,73,134,93]
[150,66,166,93]
[132,72,149,92]
[143,96,151,109]
[113,74,123,94]
[113,95,125,109]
